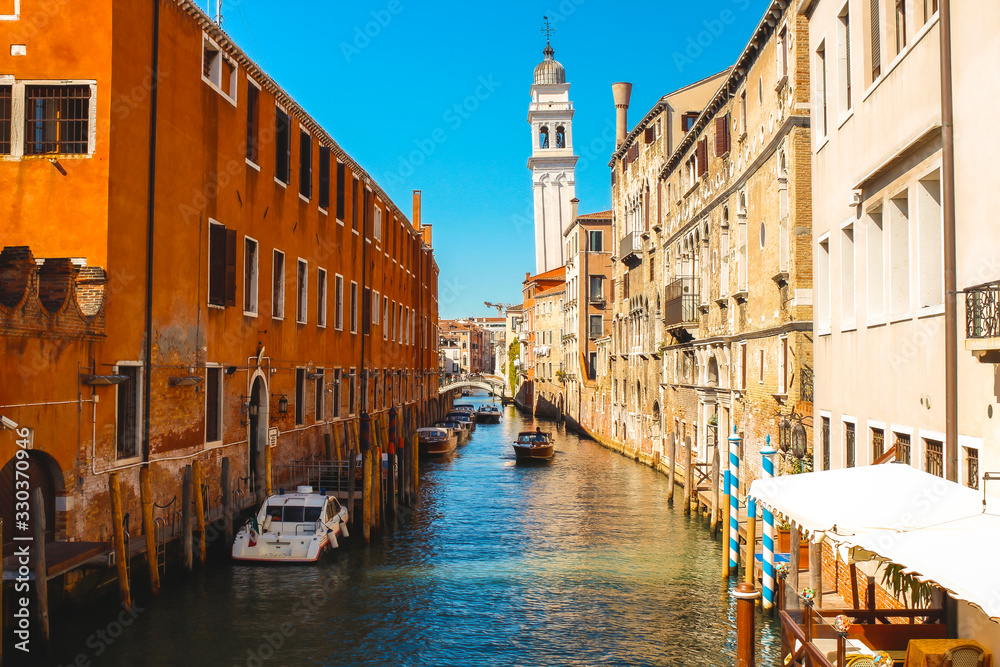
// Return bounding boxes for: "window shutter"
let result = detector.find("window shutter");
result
[715,115,730,156]
[629,143,639,162]
[644,127,655,144]
[697,139,709,177]
[209,225,226,306]
[870,0,881,78]
[225,228,237,307]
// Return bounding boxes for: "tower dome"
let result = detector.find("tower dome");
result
[533,44,566,85]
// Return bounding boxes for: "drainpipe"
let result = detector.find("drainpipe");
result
[360,182,369,417]
[940,0,958,483]
[143,0,161,461]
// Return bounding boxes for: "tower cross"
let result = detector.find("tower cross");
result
[541,16,555,44]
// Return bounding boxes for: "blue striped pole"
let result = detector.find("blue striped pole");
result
[761,436,777,612]
[728,426,741,571]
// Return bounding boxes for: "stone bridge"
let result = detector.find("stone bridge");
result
[439,375,510,401]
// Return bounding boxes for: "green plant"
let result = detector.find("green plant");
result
[880,562,935,608]
[507,339,520,397]
[708,414,718,427]
[555,369,567,383]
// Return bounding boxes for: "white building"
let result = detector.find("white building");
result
[528,41,578,275]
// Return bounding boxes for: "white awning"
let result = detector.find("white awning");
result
[748,463,1000,620]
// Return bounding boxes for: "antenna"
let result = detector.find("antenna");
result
[214,0,222,25]
[541,16,555,44]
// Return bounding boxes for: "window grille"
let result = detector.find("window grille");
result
[872,427,885,460]
[846,422,856,467]
[822,417,831,470]
[895,432,911,464]
[0,86,11,155]
[25,85,91,155]
[967,448,979,490]
[925,439,943,477]
[116,365,140,459]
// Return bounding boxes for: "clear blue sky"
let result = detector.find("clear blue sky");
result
[220,0,766,318]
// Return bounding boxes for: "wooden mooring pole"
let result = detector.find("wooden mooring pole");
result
[745,500,757,586]
[182,465,193,571]
[360,414,372,542]
[108,474,131,611]
[221,457,233,546]
[265,444,273,497]
[192,460,207,564]
[667,433,676,502]
[710,445,720,537]
[140,467,160,595]
[33,487,51,646]
[734,582,761,667]
[684,436,693,514]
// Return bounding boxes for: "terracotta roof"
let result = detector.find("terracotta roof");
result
[525,266,566,283]
[535,284,565,297]
[576,210,612,220]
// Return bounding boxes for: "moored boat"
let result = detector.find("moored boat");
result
[476,404,502,424]
[436,420,469,444]
[418,426,458,456]
[447,411,476,432]
[232,487,349,563]
[513,430,555,461]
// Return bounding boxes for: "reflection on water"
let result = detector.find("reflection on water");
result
[42,395,780,666]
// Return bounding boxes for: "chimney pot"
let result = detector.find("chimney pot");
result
[612,82,633,149]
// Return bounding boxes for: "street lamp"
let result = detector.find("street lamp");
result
[779,419,792,454]
[792,423,807,460]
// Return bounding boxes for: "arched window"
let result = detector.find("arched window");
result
[556,126,566,148]
[539,126,550,149]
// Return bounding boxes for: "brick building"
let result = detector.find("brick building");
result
[0,0,440,550]
[514,267,564,412]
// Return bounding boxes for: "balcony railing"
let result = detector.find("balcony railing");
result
[619,232,641,266]
[664,277,699,328]
[967,280,1000,339]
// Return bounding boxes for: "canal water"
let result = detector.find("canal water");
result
[42,394,780,666]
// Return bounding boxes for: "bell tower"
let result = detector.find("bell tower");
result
[528,31,578,274]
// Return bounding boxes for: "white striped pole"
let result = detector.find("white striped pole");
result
[761,436,777,612]
[728,426,741,572]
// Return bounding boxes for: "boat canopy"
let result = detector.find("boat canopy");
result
[418,428,449,437]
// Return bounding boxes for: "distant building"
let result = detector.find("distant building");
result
[517,267,566,415]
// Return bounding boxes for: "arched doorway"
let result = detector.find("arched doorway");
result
[0,451,61,556]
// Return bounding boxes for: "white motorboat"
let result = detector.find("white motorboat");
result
[232,486,349,563]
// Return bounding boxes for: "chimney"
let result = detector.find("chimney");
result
[612,82,633,148]
[570,197,580,223]
[412,190,422,230]
[422,224,433,247]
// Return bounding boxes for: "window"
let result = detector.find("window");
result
[817,43,828,137]
[539,126,549,149]
[872,427,885,460]
[758,77,763,104]
[246,82,259,164]
[588,352,597,378]
[839,7,853,112]
[116,364,142,460]
[336,161,346,220]
[681,112,698,132]
[334,275,344,330]
[206,366,222,443]
[925,438,943,477]
[889,192,910,315]
[589,275,603,300]
[352,178,361,232]
[556,125,566,149]
[895,432,911,464]
[922,0,938,25]
[243,237,258,315]
[758,349,765,384]
[374,204,382,242]
[841,224,855,326]
[917,171,943,308]
[778,337,789,394]
[373,291,381,325]
[967,447,979,490]
[867,206,885,320]
[818,237,831,329]
[589,314,603,339]
[295,368,306,425]
[318,146,331,210]
[869,0,882,81]
[739,90,747,135]
[777,27,789,80]
[314,370,325,422]
[333,369,342,418]
[0,85,10,155]
[275,108,291,184]
[317,268,327,328]
[739,342,747,390]
[296,259,308,324]
[821,417,831,470]
[272,250,285,319]
[589,230,603,252]
[202,35,236,101]
[299,130,312,199]
[845,421,856,467]
[209,221,236,307]
[350,281,358,333]
[24,85,92,155]
[714,114,731,156]
[348,368,357,415]
[894,0,906,54]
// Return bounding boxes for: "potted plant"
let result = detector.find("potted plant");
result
[776,517,792,553]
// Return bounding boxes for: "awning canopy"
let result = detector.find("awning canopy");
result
[748,463,1000,620]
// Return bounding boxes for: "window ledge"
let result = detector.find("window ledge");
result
[245,158,261,172]
[243,310,258,318]
[817,328,832,336]
[207,303,225,310]
[774,75,788,93]
[352,229,360,236]
[771,271,789,287]
[867,317,887,328]
[715,296,729,308]
[318,207,328,216]
[815,135,829,154]
[274,177,288,188]
[337,218,346,226]
[837,109,854,131]
[840,323,858,333]
[299,194,310,204]
[732,290,749,304]
[918,304,946,319]
[272,315,284,321]
[889,312,914,325]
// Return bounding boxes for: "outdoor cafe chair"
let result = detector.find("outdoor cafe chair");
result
[845,657,877,667]
[943,645,987,667]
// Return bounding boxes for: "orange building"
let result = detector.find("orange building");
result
[0,1,439,550]
[516,267,565,411]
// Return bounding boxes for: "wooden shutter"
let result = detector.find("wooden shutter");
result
[644,127,655,144]
[715,115,730,156]
[209,224,226,306]
[628,143,639,162]
[870,0,881,78]
[224,228,237,307]
[697,139,709,177]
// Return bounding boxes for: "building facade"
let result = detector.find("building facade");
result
[0,0,440,548]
